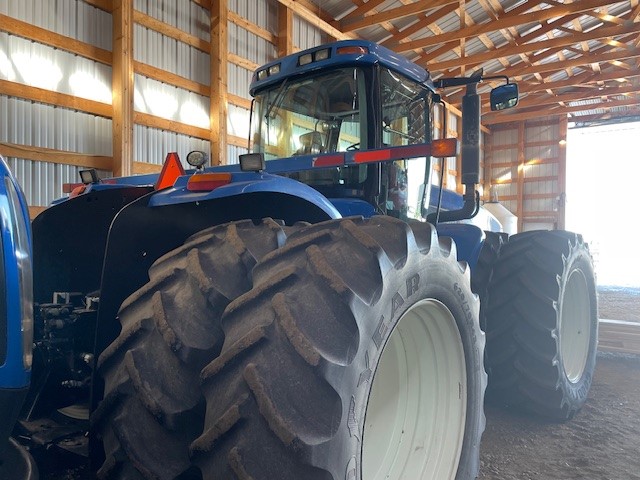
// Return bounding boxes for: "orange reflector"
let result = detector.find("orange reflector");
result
[431,138,458,158]
[187,173,232,192]
[63,182,84,193]
[155,152,186,190]
[336,46,369,55]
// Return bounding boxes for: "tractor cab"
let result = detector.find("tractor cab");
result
[248,41,437,221]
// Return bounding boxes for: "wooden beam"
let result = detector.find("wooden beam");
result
[83,0,113,12]
[228,10,276,44]
[0,79,112,118]
[276,0,355,40]
[0,13,112,65]
[504,48,640,80]
[515,84,639,109]
[518,69,640,95]
[381,4,458,48]
[134,112,211,140]
[28,206,47,220]
[428,22,640,71]
[228,93,252,110]
[484,97,640,125]
[516,122,524,232]
[191,0,211,11]
[134,61,210,97]
[557,115,567,230]
[134,10,210,52]
[228,53,259,72]
[342,0,457,33]
[396,0,614,52]
[210,0,228,165]
[133,162,162,174]
[0,142,113,170]
[340,0,387,25]
[278,4,293,57]
[112,0,134,178]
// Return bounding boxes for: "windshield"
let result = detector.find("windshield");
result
[251,68,366,159]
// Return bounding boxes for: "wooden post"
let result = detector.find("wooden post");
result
[112,0,134,177]
[516,121,525,232]
[210,0,228,166]
[557,114,568,230]
[278,4,293,57]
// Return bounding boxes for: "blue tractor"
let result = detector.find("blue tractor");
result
[2,41,597,480]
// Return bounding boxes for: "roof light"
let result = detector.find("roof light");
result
[336,46,369,55]
[186,172,232,192]
[314,48,330,61]
[239,153,266,172]
[79,169,100,184]
[155,152,186,190]
[298,53,313,66]
[257,69,268,80]
[268,64,281,75]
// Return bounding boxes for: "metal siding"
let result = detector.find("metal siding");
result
[293,16,327,51]
[1,96,112,155]
[134,125,209,166]
[134,25,210,85]
[134,74,209,128]
[227,104,251,140]
[227,145,245,165]
[0,0,112,49]
[0,32,112,103]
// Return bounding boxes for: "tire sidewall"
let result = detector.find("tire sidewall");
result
[342,251,484,480]
[556,245,598,410]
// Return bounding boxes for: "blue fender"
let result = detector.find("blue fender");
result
[0,156,32,464]
[0,157,32,389]
[148,171,342,219]
[436,223,485,271]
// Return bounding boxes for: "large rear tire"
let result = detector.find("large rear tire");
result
[93,219,300,479]
[484,230,598,420]
[193,216,486,480]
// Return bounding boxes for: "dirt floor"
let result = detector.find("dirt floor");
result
[479,352,640,480]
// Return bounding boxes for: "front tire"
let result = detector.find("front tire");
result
[193,216,486,479]
[484,230,598,420]
[93,219,300,479]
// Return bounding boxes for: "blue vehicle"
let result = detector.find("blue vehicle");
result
[7,41,597,480]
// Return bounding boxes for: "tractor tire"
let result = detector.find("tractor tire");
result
[93,218,303,479]
[193,216,486,480]
[484,230,598,420]
[470,231,508,331]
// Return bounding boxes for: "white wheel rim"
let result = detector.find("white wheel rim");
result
[560,269,591,383]
[362,299,467,480]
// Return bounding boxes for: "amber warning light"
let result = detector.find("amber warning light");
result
[431,138,458,158]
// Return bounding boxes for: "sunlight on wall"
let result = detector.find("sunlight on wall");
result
[566,121,640,287]
[180,101,210,129]
[69,71,111,104]
[144,88,178,118]
[11,52,62,90]
[0,50,16,81]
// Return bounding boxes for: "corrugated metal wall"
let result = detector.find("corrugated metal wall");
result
[0,0,112,207]
[485,116,566,231]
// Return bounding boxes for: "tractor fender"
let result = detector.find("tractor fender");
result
[0,157,32,464]
[148,170,341,218]
[435,223,485,271]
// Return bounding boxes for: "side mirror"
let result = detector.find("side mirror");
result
[490,83,519,111]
